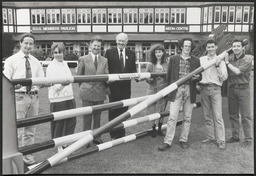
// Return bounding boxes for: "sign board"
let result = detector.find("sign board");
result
[165,25,189,32]
[31,26,76,33]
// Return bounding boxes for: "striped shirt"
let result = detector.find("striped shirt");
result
[179,56,191,79]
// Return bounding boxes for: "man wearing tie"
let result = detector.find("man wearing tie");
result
[105,33,137,139]
[3,33,45,166]
[77,36,109,145]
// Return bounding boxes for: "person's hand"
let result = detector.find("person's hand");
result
[191,74,200,81]
[15,84,22,89]
[61,82,70,86]
[224,52,229,63]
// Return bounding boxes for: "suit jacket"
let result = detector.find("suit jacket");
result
[77,53,109,102]
[105,47,137,100]
[166,55,201,103]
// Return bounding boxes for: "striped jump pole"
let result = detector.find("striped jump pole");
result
[28,124,168,171]
[26,53,219,174]
[11,72,166,86]
[19,102,201,155]
[17,95,150,128]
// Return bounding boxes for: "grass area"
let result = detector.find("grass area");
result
[29,68,254,174]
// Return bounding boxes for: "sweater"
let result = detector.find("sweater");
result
[46,59,74,103]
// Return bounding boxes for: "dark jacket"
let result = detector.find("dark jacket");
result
[166,55,201,103]
[105,47,137,100]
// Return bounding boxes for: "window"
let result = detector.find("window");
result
[208,7,213,23]
[203,7,208,23]
[46,9,60,24]
[65,44,73,54]
[77,8,91,24]
[251,7,254,23]
[243,6,250,23]
[62,9,75,24]
[3,8,7,24]
[236,6,242,23]
[108,8,122,24]
[229,6,235,23]
[214,6,221,23]
[221,6,228,23]
[31,9,45,25]
[139,8,153,24]
[171,8,185,24]
[8,9,13,24]
[155,8,169,24]
[41,44,51,56]
[80,44,89,56]
[92,9,106,24]
[123,8,138,24]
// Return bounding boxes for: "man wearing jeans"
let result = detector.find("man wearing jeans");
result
[158,38,201,151]
[199,39,228,149]
[3,33,45,166]
[223,39,253,147]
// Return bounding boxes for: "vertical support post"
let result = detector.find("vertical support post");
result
[2,75,24,174]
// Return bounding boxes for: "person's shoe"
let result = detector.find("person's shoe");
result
[201,138,215,144]
[158,143,171,151]
[180,141,189,149]
[227,137,240,143]
[217,142,226,150]
[93,139,103,144]
[243,141,252,147]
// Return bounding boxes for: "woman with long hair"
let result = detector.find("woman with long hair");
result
[145,44,168,137]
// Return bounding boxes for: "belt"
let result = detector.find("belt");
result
[199,83,220,87]
[15,91,38,95]
[229,84,249,89]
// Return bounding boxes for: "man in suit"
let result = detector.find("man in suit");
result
[77,36,109,145]
[105,33,137,139]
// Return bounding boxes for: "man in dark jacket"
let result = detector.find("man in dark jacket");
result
[105,33,137,139]
[158,38,201,151]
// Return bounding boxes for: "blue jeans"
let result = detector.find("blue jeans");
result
[228,87,252,141]
[15,93,39,164]
[200,86,225,143]
[164,85,194,145]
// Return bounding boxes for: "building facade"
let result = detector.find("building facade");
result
[2,1,254,60]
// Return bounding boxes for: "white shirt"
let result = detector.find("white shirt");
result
[118,47,126,66]
[199,55,228,86]
[46,59,74,102]
[90,53,99,63]
[3,50,45,92]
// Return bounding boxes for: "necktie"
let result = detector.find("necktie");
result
[94,56,98,70]
[120,49,124,72]
[25,56,32,93]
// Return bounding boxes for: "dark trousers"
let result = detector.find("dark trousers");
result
[108,96,129,139]
[50,99,77,139]
[228,87,252,141]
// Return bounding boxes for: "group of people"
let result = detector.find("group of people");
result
[3,32,253,168]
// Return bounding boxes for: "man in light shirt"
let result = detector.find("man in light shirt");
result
[3,33,45,165]
[199,39,228,149]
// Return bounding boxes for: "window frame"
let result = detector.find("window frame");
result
[92,8,107,24]
[31,9,45,25]
[221,6,228,23]
[46,9,61,24]
[123,8,138,24]
[139,8,154,24]
[170,8,185,24]
[77,8,91,24]
[243,6,250,23]
[214,6,221,23]
[235,6,242,23]
[3,8,8,24]
[108,8,122,24]
[155,8,169,24]
[62,9,76,24]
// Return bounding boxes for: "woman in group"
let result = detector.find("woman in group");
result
[144,44,168,137]
[46,42,77,153]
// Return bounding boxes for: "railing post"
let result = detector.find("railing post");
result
[2,75,24,174]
